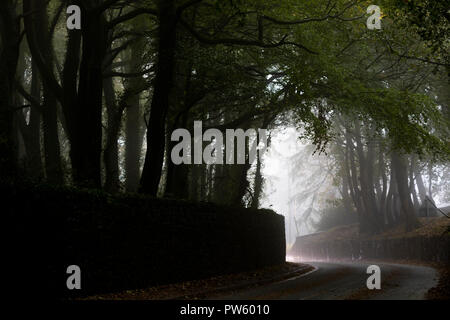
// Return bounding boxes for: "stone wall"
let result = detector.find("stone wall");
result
[3,184,285,298]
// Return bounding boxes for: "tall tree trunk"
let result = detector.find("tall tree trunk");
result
[385,165,396,226]
[140,0,177,195]
[378,150,388,224]
[347,131,365,233]
[23,0,63,184]
[16,53,44,179]
[17,83,44,180]
[62,17,81,149]
[392,152,420,231]
[120,38,146,193]
[164,116,190,198]
[103,72,123,193]
[250,116,272,209]
[251,147,263,209]
[189,164,200,201]
[415,164,427,204]
[427,162,434,203]
[354,122,382,234]
[409,155,420,212]
[233,164,251,206]
[42,85,62,184]
[164,54,195,198]
[342,138,355,215]
[124,97,144,192]
[71,2,108,187]
[124,90,145,193]
[366,139,382,225]
[28,62,43,178]
[0,0,20,182]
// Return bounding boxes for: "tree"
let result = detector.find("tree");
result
[0,0,20,182]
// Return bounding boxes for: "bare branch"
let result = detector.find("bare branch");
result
[107,8,157,29]
[180,18,317,53]
[103,66,154,78]
[176,0,203,18]
[262,1,361,25]
[16,81,42,112]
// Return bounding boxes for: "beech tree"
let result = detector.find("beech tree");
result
[1,0,448,226]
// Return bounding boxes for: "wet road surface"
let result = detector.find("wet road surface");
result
[212,261,438,300]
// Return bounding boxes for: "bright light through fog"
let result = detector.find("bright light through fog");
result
[260,125,450,254]
[260,127,312,248]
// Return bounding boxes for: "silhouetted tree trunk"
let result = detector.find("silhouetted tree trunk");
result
[189,164,200,201]
[124,94,145,192]
[103,69,123,193]
[427,162,434,203]
[61,13,81,151]
[341,138,354,216]
[164,116,190,198]
[164,56,196,198]
[207,163,213,202]
[124,93,146,193]
[415,164,427,204]
[17,61,44,179]
[0,0,20,182]
[42,85,62,184]
[233,163,251,206]
[378,150,388,223]
[140,0,177,195]
[409,155,420,212]
[212,163,224,203]
[385,166,396,226]
[347,130,365,233]
[251,116,272,209]
[392,152,420,231]
[23,0,63,184]
[354,122,382,234]
[28,63,43,176]
[251,148,263,209]
[71,3,108,187]
[25,0,109,187]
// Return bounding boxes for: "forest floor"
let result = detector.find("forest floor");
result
[79,262,314,300]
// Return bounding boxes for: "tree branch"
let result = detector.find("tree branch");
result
[94,0,125,15]
[176,0,203,18]
[262,1,360,25]
[103,66,154,78]
[23,0,64,103]
[16,81,42,112]
[107,8,157,29]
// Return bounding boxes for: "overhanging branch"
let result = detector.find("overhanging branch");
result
[180,18,317,53]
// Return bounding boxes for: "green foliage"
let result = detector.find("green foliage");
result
[384,0,450,59]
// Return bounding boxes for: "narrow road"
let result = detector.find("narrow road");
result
[212,261,438,300]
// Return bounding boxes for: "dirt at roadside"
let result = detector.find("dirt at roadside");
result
[426,265,450,300]
[348,258,450,300]
[78,262,313,300]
